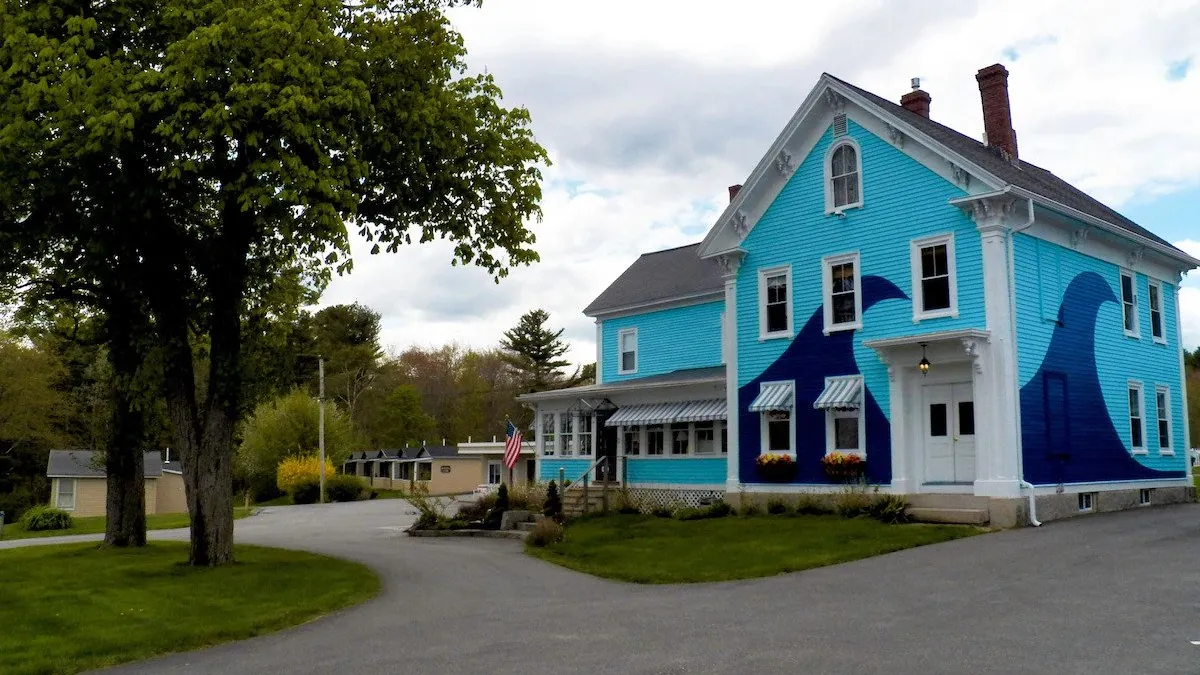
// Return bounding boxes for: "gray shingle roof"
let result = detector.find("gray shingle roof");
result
[421,445,460,459]
[47,450,163,478]
[583,243,724,316]
[826,74,1180,252]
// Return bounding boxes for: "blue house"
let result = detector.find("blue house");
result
[519,64,1197,525]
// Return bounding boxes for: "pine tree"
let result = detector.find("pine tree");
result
[499,310,572,393]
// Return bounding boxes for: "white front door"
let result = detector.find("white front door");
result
[922,382,976,484]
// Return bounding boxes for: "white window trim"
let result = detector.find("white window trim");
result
[486,460,502,485]
[758,265,793,340]
[1155,385,1174,455]
[1128,380,1147,455]
[1077,492,1095,512]
[822,376,866,457]
[1148,280,1166,344]
[1120,269,1139,339]
[823,137,864,214]
[55,478,76,511]
[822,252,863,334]
[910,233,959,322]
[540,411,557,457]
[758,380,796,456]
[617,327,638,375]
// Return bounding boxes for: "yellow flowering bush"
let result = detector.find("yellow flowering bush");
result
[276,455,338,494]
[755,452,795,468]
[755,452,796,482]
[821,452,865,482]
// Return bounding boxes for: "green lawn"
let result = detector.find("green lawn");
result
[528,514,981,584]
[0,542,380,675]
[0,507,253,541]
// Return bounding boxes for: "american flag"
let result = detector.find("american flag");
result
[503,420,523,470]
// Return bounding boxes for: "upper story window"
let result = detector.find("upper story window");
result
[758,266,792,340]
[1156,386,1172,453]
[825,139,863,213]
[618,328,638,374]
[1128,381,1145,453]
[911,234,958,321]
[1148,281,1165,343]
[1120,270,1138,338]
[823,252,862,333]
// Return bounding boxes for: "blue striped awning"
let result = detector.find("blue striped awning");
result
[605,402,688,427]
[748,382,794,412]
[813,376,862,410]
[676,399,727,423]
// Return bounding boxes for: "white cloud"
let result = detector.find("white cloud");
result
[325,0,1200,364]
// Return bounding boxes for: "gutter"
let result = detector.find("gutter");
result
[1008,198,1042,527]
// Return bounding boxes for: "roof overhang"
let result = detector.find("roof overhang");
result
[863,328,990,351]
[516,374,726,403]
[584,289,724,319]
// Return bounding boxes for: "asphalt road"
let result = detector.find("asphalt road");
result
[10,499,1200,675]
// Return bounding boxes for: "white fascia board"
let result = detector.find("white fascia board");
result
[585,290,725,320]
[516,375,727,403]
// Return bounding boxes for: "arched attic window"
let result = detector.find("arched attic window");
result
[825,139,863,213]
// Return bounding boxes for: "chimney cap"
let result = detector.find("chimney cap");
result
[910,77,921,91]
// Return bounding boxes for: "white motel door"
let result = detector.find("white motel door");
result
[923,383,976,484]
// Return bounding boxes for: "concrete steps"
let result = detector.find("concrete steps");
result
[517,521,537,532]
[908,507,990,525]
[562,484,621,517]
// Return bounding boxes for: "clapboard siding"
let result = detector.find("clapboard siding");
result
[601,301,724,383]
[625,458,726,485]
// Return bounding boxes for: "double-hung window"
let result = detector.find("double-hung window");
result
[541,413,556,456]
[1120,271,1138,337]
[670,423,690,455]
[646,426,665,455]
[618,328,638,374]
[764,411,792,453]
[560,414,575,456]
[830,410,862,453]
[825,139,863,212]
[578,414,594,456]
[911,234,957,320]
[758,267,792,339]
[1128,382,1146,453]
[1156,387,1173,453]
[694,422,717,455]
[487,461,502,485]
[623,427,641,456]
[55,478,75,511]
[823,253,861,332]
[1148,281,1165,343]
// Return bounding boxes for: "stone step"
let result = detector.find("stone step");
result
[908,507,990,525]
[906,493,991,510]
[517,521,537,532]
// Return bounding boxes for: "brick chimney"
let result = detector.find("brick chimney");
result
[976,63,1018,161]
[900,77,931,118]
[728,184,742,202]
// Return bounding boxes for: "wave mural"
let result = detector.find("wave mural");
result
[739,276,907,484]
[1020,271,1184,484]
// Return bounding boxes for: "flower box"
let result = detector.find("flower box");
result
[821,452,865,483]
[756,453,797,483]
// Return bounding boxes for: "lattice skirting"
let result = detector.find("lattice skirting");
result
[622,488,727,512]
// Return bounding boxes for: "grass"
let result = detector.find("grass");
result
[0,507,253,541]
[528,513,981,584]
[0,542,380,675]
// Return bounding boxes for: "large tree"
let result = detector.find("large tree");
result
[0,0,546,564]
[499,309,572,393]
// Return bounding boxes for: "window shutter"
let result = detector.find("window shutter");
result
[833,112,848,137]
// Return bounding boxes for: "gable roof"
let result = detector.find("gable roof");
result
[825,74,1179,252]
[420,445,459,459]
[583,243,724,317]
[699,72,1197,269]
[47,450,163,478]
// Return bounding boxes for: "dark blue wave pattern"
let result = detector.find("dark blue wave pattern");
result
[738,276,907,484]
[1019,271,1184,484]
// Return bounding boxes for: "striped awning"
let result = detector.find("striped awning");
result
[813,376,862,410]
[604,402,688,427]
[676,399,727,423]
[748,382,794,412]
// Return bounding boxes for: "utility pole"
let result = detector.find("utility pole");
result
[319,355,326,504]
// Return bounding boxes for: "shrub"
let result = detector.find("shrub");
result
[326,474,367,503]
[795,494,832,515]
[650,506,673,518]
[834,486,873,518]
[739,502,762,517]
[705,500,734,518]
[527,518,564,547]
[289,478,321,505]
[457,492,496,521]
[483,483,509,530]
[867,494,911,524]
[403,482,447,531]
[507,482,546,512]
[20,506,73,531]
[766,498,790,515]
[675,507,707,521]
[543,481,563,521]
[276,455,338,495]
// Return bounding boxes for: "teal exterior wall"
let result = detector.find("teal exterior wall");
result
[733,120,982,484]
[1013,233,1187,481]
[625,458,726,485]
[600,300,724,383]
[538,458,594,483]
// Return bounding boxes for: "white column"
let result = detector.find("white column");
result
[885,362,910,493]
[721,265,741,490]
[972,200,1021,497]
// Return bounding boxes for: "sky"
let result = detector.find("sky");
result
[323,0,1200,366]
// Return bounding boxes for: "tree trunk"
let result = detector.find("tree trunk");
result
[103,302,147,547]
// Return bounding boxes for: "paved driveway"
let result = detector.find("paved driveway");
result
[9,500,1199,674]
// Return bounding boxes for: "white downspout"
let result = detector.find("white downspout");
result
[1008,196,1041,526]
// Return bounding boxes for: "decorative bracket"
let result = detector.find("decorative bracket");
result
[713,249,746,279]
[1126,246,1146,269]
[823,89,845,114]
[730,210,750,238]
[886,365,896,383]
[961,337,985,375]
[773,149,796,176]
[885,123,905,148]
[1069,225,1092,249]
[948,162,971,189]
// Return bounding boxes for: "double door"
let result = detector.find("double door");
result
[923,383,976,484]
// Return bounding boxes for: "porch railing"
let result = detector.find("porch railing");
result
[558,456,611,515]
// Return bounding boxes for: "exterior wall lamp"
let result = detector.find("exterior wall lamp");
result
[918,342,931,377]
